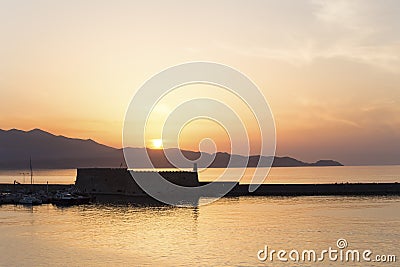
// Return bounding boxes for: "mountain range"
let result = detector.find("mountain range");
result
[0,128,343,169]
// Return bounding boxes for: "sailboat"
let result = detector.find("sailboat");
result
[19,157,42,205]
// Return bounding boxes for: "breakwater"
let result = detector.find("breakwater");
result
[75,168,400,200]
[1,167,399,205]
[0,183,72,193]
[2,182,398,197]
[225,182,400,196]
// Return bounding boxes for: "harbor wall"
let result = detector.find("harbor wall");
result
[75,168,400,200]
[234,183,400,196]
[0,183,72,193]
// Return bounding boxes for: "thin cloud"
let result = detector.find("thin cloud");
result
[217,0,400,73]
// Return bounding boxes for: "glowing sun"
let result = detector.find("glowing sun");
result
[151,139,163,149]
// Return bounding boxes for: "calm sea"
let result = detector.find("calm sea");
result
[0,196,399,266]
[0,166,399,266]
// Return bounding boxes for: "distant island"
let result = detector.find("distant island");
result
[0,128,343,169]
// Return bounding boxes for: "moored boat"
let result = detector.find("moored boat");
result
[19,195,43,205]
[52,192,91,206]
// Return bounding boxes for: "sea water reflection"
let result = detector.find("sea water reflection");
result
[0,196,399,266]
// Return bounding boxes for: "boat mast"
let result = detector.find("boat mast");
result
[30,157,33,185]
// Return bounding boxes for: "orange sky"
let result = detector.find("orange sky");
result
[0,1,399,165]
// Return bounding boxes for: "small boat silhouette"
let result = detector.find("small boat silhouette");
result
[19,195,42,205]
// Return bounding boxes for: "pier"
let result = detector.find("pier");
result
[0,183,72,194]
[72,168,400,203]
[226,182,400,196]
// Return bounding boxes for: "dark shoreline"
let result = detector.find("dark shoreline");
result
[1,182,399,197]
[227,182,400,196]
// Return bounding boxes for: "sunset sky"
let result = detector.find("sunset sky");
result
[1,0,399,165]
